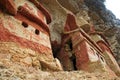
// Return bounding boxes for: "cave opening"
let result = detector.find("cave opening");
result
[66,39,77,70]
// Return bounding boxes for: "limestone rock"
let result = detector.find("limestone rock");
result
[20,57,32,66]
[0,63,119,80]
[57,0,80,13]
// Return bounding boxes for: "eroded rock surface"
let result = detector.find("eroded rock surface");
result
[0,0,120,79]
[40,0,120,67]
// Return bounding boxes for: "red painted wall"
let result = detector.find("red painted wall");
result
[0,2,52,54]
[74,41,89,70]
[97,41,113,55]
[0,18,51,54]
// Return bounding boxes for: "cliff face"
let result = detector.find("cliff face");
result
[84,0,120,66]
[40,0,120,66]
[0,0,120,80]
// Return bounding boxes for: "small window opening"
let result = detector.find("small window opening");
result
[67,40,73,50]
[100,57,105,62]
[35,29,40,35]
[22,22,28,28]
[73,57,77,70]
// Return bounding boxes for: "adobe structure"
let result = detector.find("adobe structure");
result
[0,0,120,78]
[0,0,62,71]
[57,13,120,76]
[89,28,120,76]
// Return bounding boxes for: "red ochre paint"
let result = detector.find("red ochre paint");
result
[0,19,52,54]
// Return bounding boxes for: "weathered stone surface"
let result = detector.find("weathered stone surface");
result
[20,57,33,66]
[0,0,120,79]
[103,51,120,76]
[84,0,120,66]
[39,1,120,67]
[0,0,63,72]
[0,63,119,80]
[89,31,120,76]
[57,12,119,78]
[41,0,67,43]
[0,42,62,71]
[57,0,80,14]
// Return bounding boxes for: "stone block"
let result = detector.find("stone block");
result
[20,57,32,66]
[103,51,120,76]
[73,40,113,74]
[39,58,63,71]
[90,34,104,42]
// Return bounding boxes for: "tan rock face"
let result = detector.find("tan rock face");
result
[0,42,40,68]
[40,0,120,68]
[40,0,67,44]
[0,63,118,80]
[0,42,63,71]
[57,0,80,13]
[0,0,120,79]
